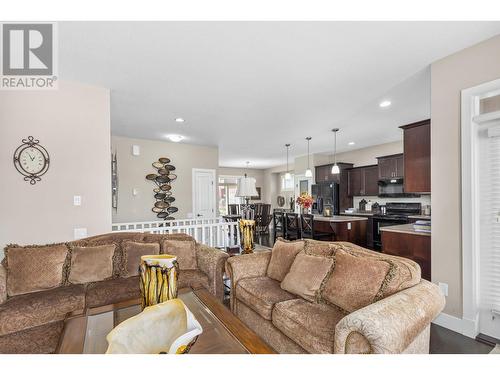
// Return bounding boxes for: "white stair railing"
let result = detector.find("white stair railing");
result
[111,217,240,248]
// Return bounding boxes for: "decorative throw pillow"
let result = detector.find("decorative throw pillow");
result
[68,244,116,284]
[122,241,160,277]
[304,239,336,257]
[266,238,305,282]
[4,244,69,296]
[162,239,197,270]
[280,251,334,302]
[320,249,391,312]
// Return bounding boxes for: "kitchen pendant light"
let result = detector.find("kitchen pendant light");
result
[331,128,340,174]
[305,137,312,177]
[284,144,291,180]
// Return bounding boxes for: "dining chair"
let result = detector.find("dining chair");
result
[300,214,332,241]
[273,210,286,241]
[284,213,301,240]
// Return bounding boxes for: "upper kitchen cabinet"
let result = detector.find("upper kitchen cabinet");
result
[347,165,378,196]
[400,119,431,193]
[377,153,404,179]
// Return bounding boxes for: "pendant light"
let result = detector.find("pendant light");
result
[305,137,312,177]
[284,144,291,180]
[331,128,340,174]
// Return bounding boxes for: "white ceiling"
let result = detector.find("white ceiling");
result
[59,21,500,168]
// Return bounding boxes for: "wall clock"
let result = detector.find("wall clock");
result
[13,136,50,185]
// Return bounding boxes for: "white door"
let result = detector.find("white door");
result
[192,169,216,218]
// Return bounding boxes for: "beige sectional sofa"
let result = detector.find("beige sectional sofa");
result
[225,238,445,354]
[0,232,228,354]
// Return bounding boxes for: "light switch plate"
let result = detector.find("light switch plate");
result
[132,188,138,196]
[132,145,140,156]
[438,282,448,297]
[73,195,82,206]
[74,228,87,239]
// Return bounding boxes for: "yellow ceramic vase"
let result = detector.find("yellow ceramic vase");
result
[239,219,255,254]
[139,254,179,309]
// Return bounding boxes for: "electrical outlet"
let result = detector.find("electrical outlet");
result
[73,195,82,206]
[347,222,352,230]
[438,282,448,297]
[74,228,87,239]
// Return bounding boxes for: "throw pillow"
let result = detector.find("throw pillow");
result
[280,251,334,302]
[68,244,117,284]
[3,244,69,296]
[320,249,392,312]
[162,238,197,270]
[266,238,305,282]
[122,241,160,277]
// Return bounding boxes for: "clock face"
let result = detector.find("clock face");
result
[19,147,46,174]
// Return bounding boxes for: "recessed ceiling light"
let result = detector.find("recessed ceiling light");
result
[379,100,392,108]
[348,141,355,146]
[166,134,184,143]
[175,118,185,123]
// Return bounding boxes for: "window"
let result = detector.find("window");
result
[218,176,244,215]
[281,174,294,192]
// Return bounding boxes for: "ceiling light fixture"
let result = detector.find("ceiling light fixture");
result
[285,144,291,180]
[348,141,355,146]
[305,137,312,178]
[331,128,340,174]
[166,134,184,143]
[379,100,392,108]
[175,118,185,123]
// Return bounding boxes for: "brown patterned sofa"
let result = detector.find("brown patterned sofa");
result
[0,232,228,354]
[225,238,445,354]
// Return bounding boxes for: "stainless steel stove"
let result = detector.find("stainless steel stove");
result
[372,202,421,250]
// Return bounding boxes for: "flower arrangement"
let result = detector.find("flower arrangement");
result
[296,193,313,209]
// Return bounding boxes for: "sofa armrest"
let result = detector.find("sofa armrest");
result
[334,279,445,354]
[225,251,272,311]
[195,243,229,301]
[0,263,7,304]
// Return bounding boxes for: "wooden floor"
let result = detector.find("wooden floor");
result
[252,230,495,354]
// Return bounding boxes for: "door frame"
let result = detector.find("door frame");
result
[461,77,500,338]
[294,173,313,213]
[192,168,217,218]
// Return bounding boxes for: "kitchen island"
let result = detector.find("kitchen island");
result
[380,223,431,280]
[313,215,368,247]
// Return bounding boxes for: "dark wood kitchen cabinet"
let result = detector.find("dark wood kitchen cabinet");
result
[377,154,404,179]
[347,165,378,196]
[400,119,431,193]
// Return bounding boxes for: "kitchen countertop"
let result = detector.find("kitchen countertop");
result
[313,215,368,222]
[379,223,431,237]
[340,211,374,217]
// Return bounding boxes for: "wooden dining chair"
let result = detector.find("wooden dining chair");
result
[228,204,240,215]
[285,213,301,240]
[300,214,332,241]
[273,210,286,241]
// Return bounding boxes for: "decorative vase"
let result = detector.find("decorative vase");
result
[106,299,203,354]
[239,219,255,254]
[302,207,309,215]
[139,254,179,309]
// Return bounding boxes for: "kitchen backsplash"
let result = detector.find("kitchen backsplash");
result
[352,195,431,211]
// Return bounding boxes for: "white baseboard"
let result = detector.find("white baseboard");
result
[433,313,478,339]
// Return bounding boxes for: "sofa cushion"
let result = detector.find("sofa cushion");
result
[329,242,420,298]
[122,241,160,277]
[266,238,305,282]
[0,320,64,354]
[280,251,334,302]
[162,238,197,270]
[86,276,141,308]
[272,298,347,353]
[3,244,69,297]
[177,269,209,290]
[320,248,391,312]
[0,285,85,336]
[236,276,296,320]
[68,244,117,284]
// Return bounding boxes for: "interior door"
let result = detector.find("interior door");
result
[192,169,216,218]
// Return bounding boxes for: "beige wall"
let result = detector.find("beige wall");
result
[431,34,500,318]
[0,81,111,259]
[112,136,218,223]
[218,167,265,202]
[333,141,403,167]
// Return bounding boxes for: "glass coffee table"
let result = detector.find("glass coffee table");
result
[56,287,275,354]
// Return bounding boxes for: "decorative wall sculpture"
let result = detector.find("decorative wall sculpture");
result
[146,157,178,220]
